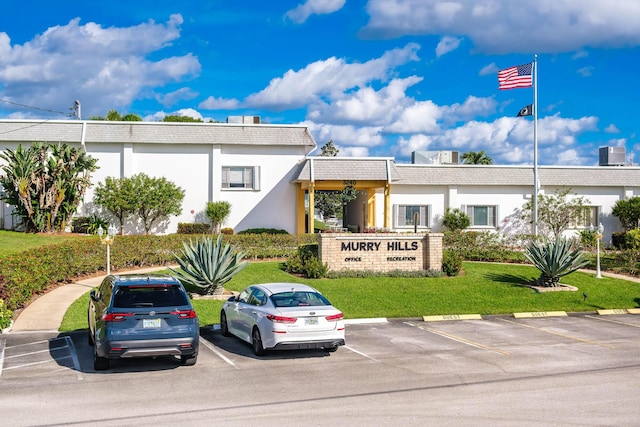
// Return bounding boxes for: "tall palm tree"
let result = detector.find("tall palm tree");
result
[461,150,493,165]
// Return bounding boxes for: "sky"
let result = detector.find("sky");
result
[0,0,638,166]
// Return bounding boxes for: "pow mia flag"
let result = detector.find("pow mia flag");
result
[517,104,533,117]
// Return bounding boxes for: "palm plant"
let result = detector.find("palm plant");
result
[170,235,247,295]
[524,238,590,287]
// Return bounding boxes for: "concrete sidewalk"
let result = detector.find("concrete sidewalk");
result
[10,266,174,332]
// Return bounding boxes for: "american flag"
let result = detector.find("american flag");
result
[498,63,533,90]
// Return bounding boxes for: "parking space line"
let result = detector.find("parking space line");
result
[498,318,615,349]
[1,355,72,371]
[343,345,379,362]
[5,346,66,359]
[64,336,84,381]
[5,339,60,349]
[199,337,238,368]
[585,315,640,329]
[405,322,510,355]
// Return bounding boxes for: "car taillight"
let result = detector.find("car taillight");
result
[266,314,297,323]
[171,309,197,319]
[325,313,344,321]
[102,312,133,322]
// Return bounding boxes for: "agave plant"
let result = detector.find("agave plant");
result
[524,238,590,287]
[170,235,248,295]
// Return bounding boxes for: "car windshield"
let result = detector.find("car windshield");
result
[113,285,188,308]
[270,291,331,307]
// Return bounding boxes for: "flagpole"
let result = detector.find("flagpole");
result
[533,54,538,237]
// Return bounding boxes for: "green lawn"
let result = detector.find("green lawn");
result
[60,261,640,332]
[0,230,88,257]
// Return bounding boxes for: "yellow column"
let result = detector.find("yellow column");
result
[296,185,306,234]
[384,183,391,229]
[367,190,375,228]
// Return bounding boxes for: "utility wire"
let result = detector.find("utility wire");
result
[0,98,69,116]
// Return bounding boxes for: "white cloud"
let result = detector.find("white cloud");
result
[605,124,620,133]
[577,66,594,77]
[199,96,240,110]
[157,87,199,108]
[361,0,640,54]
[285,0,346,24]
[304,121,385,150]
[435,36,462,57]
[244,43,420,110]
[0,15,200,118]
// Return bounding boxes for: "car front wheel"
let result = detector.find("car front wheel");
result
[180,354,197,366]
[252,327,266,356]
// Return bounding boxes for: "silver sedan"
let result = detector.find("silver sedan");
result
[220,283,345,355]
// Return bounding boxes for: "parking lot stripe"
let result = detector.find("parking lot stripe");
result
[199,338,237,368]
[1,355,73,371]
[64,336,83,381]
[405,322,510,355]
[585,315,640,329]
[4,346,66,359]
[499,318,615,349]
[343,345,379,362]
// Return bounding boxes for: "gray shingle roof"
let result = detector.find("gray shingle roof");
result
[0,120,316,147]
[394,164,640,187]
[292,158,400,182]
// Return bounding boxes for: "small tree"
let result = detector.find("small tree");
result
[132,173,184,234]
[612,196,640,231]
[93,176,139,234]
[522,188,589,241]
[206,201,231,233]
[442,208,470,231]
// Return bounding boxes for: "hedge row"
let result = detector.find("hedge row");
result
[0,233,317,311]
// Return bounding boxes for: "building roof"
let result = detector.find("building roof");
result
[395,164,640,187]
[292,157,401,182]
[0,120,316,147]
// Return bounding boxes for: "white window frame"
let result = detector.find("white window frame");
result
[463,205,499,228]
[394,205,430,229]
[221,166,260,190]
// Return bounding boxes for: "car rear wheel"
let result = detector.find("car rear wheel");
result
[180,354,197,366]
[325,346,338,353]
[252,327,266,356]
[220,311,231,337]
[93,346,109,371]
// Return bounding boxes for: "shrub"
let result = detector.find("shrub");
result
[177,223,210,234]
[442,208,470,231]
[303,257,328,279]
[524,238,590,287]
[578,229,598,250]
[170,235,247,295]
[205,201,231,233]
[612,231,626,249]
[0,298,12,331]
[237,228,289,235]
[71,215,108,234]
[221,227,234,235]
[442,250,462,277]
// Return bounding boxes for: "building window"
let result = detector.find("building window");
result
[222,166,260,190]
[571,206,599,228]
[394,205,430,228]
[465,205,498,227]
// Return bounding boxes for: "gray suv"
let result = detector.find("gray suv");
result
[88,274,199,370]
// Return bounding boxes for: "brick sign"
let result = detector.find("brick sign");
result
[318,233,443,273]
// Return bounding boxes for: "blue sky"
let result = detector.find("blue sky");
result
[0,1,638,166]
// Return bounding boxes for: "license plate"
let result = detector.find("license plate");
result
[143,318,161,328]
[305,317,318,326]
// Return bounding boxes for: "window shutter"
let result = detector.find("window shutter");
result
[221,167,229,188]
[254,166,261,190]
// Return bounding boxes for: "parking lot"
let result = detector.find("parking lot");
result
[2,313,640,426]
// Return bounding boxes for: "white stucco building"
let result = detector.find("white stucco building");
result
[1,119,638,241]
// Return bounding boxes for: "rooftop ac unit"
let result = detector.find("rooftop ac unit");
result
[599,146,625,166]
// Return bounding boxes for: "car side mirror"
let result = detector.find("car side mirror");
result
[227,295,237,302]
[90,289,98,302]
